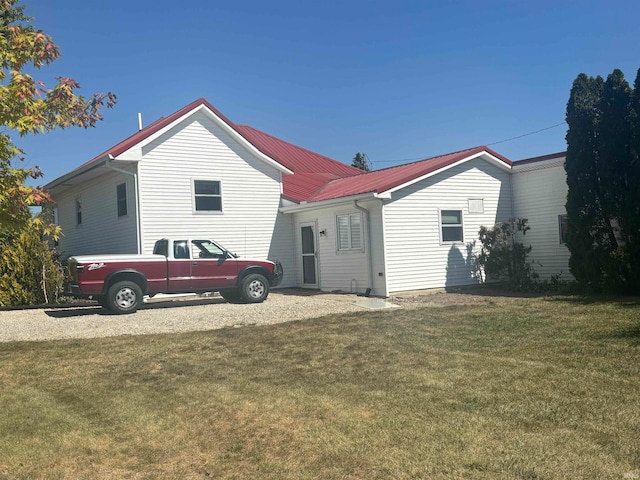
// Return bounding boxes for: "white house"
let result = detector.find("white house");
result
[45,98,572,296]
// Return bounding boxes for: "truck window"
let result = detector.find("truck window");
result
[192,240,225,258]
[173,240,190,259]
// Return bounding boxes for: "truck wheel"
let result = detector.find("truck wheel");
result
[240,273,269,303]
[107,280,143,314]
[220,289,242,303]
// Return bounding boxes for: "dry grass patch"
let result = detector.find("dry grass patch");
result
[0,295,639,479]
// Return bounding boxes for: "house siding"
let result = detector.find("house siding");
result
[136,111,296,287]
[383,158,512,293]
[512,160,572,280]
[55,169,138,257]
[292,198,386,296]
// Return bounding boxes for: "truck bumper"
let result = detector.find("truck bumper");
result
[271,261,284,287]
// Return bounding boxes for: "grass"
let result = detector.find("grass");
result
[0,295,639,479]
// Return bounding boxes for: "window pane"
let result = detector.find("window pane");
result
[301,226,315,254]
[350,214,362,249]
[194,180,220,195]
[117,183,127,217]
[441,210,461,225]
[442,226,463,242]
[337,215,349,250]
[559,215,568,244]
[195,196,222,211]
[174,241,189,259]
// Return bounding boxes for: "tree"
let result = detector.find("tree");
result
[0,0,116,305]
[0,0,116,236]
[565,67,640,293]
[351,152,370,171]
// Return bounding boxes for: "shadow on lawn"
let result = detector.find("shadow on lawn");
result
[44,296,229,318]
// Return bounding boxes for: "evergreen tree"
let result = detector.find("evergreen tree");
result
[351,152,370,171]
[564,68,640,293]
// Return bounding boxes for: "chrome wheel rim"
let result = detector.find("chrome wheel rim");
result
[115,287,137,309]
[247,279,265,299]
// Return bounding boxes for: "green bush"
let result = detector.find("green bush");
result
[477,218,539,290]
[0,224,65,306]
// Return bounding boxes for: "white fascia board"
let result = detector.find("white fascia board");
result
[44,154,111,191]
[382,151,512,196]
[279,191,389,214]
[512,156,565,173]
[114,104,293,175]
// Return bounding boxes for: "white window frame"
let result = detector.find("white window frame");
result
[192,179,222,214]
[336,212,364,253]
[116,182,128,217]
[558,214,568,245]
[439,209,464,244]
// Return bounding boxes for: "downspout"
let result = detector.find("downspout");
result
[105,157,142,254]
[354,200,373,296]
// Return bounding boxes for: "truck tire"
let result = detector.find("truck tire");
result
[240,273,269,303]
[107,280,143,314]
[220,289,242,303]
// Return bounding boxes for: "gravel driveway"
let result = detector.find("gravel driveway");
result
[0,290,375,343]
[0,288,516,343]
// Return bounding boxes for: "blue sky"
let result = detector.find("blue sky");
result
[18,0,640,185]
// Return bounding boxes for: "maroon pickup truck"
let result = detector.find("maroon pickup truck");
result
[67,238,283,314]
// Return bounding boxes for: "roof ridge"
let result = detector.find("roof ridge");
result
[368,145,486,174]
[235,124,364,175]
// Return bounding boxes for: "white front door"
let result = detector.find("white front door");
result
[300,223,318,288]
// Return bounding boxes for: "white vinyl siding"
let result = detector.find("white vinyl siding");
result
[54,170,138,256]
[293,199,386,296]
[512,159,572,280]
[136,111,295,287]
[384,158,512,293]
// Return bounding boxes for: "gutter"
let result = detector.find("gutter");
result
[279,191,390,214]
[354,199,374,296]
[105,156,142,254]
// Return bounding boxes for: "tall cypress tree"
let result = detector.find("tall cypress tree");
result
[565,68,640,293]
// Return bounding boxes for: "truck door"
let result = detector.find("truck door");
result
[189,240,239,290]
[167,240,192,291]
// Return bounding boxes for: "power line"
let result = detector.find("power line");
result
[487,121,567,146]
[368,121,567,167]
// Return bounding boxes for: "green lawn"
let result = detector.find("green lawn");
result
[1,295,639,479]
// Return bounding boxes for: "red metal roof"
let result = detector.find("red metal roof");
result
[515,151,566,165]
[234,125,364,201]
[52,98,364,202]
[307,146,512,202]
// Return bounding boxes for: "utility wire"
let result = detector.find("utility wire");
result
[368,121,567,167]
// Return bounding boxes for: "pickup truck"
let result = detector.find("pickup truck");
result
[67,238,283,314]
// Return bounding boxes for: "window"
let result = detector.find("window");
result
[558,214,568,244]
[117,183,127,217]
[440,210,463,243]
[75,197,82,226]
[153,239,168,257]
[337,213,363,251]
[173,240,190,259]
[193,180,221,212]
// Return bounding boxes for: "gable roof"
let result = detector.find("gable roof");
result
[304,146,512,203]
[45,98,363,200]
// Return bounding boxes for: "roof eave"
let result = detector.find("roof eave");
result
[279,191,390,214]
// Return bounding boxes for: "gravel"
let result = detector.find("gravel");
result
[0,288,517,343]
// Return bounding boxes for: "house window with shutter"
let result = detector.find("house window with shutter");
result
[440,209,463,243]
[336,213,363,252]
[193,180,222,212]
